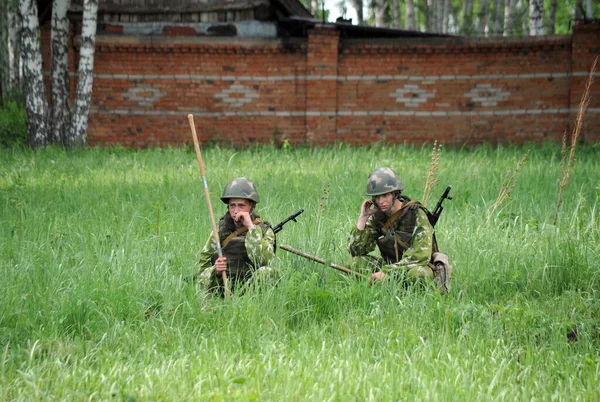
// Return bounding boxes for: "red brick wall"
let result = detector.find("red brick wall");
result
[49,20,600,147]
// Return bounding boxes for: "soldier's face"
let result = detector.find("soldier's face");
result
[373,192,394,213]
[228,198,251,220]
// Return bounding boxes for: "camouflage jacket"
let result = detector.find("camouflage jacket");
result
[198,211,276,280]
[348,205,434,273]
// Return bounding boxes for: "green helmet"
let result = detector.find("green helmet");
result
[221,177,260,204]
[366,167,404,196]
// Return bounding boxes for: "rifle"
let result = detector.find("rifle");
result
[429,185,452,227]
[273,209,304,234]
[280,245,367,279]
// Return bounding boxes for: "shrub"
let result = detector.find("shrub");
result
[0,99,27,147]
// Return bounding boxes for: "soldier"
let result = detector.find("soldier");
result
[348,167,438,286]
[198,177,276,294]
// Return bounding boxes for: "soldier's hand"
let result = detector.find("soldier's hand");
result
[234,211,254,228]
[370,271,386,283]
[215,256,228,273]
[360,199,377,217]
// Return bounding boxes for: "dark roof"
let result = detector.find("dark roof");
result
[67,0,311,17]
[284,16,455,39]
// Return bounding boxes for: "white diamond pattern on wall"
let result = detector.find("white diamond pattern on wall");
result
[464,83,511,107]
[214,84,260,108]
[388,84,436,108]
[122,84,166,107]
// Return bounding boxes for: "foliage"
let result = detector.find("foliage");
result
[0,144,599,399]
[0,99,27,148]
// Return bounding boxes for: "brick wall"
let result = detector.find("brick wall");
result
[51,20,600,147]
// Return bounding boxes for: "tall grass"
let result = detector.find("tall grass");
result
[1,143,599,400]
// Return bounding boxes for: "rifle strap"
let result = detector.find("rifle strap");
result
[221,218,262,248]
[381,201,422,254]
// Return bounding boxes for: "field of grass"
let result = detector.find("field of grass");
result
[1,143,599,400]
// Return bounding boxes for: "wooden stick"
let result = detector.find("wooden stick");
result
[280,244,367,279]
[188,114,230,298]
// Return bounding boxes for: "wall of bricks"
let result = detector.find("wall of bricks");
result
[49,19,600,147]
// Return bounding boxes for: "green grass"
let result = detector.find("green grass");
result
[1,143,599,400]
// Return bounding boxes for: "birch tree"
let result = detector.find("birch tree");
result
[584,0,593,19]
[373,0,387,27]
[575,0,583,19]
[405,0,415,29]
[391,0,401,28]
[477,0,490,35]
[67,0,98,146]
[548,0,557,34]
[461,0,475,35]
[493,0,505,35]
[1,0,22,99]
[19,0,50,148]
[503,0,517,36]
[529,0,544,35]
[51,0,72,144]
[349,0,364,24]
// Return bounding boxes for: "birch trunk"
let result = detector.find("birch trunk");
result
[405,0,415,30]
[584,0,592,19]
[477,0,489,36]
[392,0,401,28]
[0,0,8,96]
[68,0,98,147]
[1,0,22,98]
[51,0,72,145]
[548,0,557,34]
[529,0,544,35]
[441,0,450,33]
[373,0,386,27]
[462,0,475,35]
[503,0,517,36]
[575,0,583,19]
[19,0,50,148]
[493,0,505,35]
[349,0,364,25]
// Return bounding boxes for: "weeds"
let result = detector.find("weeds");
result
[422,141,441,206]
[554,56,598,225]
[487,149,531,219]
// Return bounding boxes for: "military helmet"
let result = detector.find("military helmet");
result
[221,177,260,204]
[365,167,404,196]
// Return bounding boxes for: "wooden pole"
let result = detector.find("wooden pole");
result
[280,244,367,279]
[188,114,230,298]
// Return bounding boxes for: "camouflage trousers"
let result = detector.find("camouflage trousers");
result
[346,254,452,294]
[346,255,434,281]
[197,265,280,296]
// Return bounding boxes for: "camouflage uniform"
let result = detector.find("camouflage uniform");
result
[197,178,277,294]
[348,167,435,282]
[348,201,435,280]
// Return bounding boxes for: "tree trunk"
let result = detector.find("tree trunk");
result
[441,0,450,33]
[493,0,504,35]
[68,0,98,147]
[575,0,583,19]
[503,0,517,36]
[19,0,50,148]
[520,0,528,34]
[51,0,72,145]
[548,0,557,34]
[425,0,433,32]
[405,0,415,30]
[528,0,544,35]
[373,0,386,27]
[584,0,592,19]
[391,0,401,28]
[461,0,475,35]
[349,0,364,25]
[1,0,23,99]
[477,0,490,35]
[0,0,8,97]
